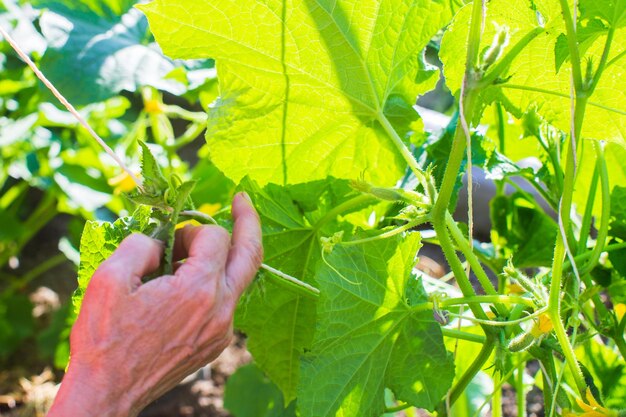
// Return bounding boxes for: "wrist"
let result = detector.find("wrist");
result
[47,360,140,417]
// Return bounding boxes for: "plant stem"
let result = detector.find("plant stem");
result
[588,27,615,94]
[557,0,583,90]
[574,154,611,340]
[434,224,490,321]
[577,163,599,254]
[538,355,556,415]
[465,0,486,73]
[314,194,376,230]
[450,306,548,327]
[260,263,320,296]
[473,354,531,417]
[548,92,587,395]
[0,181,28,209]
[548,220,587,393]
[179,210,218,225]
[495,103,505,154]
[441,328,486,344]
[433,78,479,220]
[564,241,626,269]
[507,175,558,212]
[163,105,207,124]
[499,84,626,116]
[446,334,496,407]
[377,114,429,191]
[492,372,502,417]
[341,215,429,246]
[432,0,484,221]
[606,48,626,68]
[580,142,609,276]
[516,362,526,417]
[446,212,509,317]
[560,100,588,253]
[384,403,411,414]
[173,122,207,149]
[446,213,498,297]
[411,294,535,315]
[440,294,536,309]
[421,233,500,274]
[432,111,495,321]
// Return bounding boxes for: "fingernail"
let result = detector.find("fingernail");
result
[241,191,253,203]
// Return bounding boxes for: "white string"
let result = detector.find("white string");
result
[0,24,144,191]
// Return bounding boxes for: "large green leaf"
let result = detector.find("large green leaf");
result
[299,233,454,417]
[140,0,451,186]
[576,339,626,409]
[37,2,183,105]
[236,178,370,402]
[440,0,626,147]
[224,363,297,417]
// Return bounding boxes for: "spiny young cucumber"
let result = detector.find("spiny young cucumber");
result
[508,330,535,352]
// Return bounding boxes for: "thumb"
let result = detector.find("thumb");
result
[226,192,263,299]
[94,233,163,291]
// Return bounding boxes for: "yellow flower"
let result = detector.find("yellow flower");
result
[530,313,553,337]
[144,98,163,114]
[506,283,526,295]
[563,389,618,417]
[108,172,138,194]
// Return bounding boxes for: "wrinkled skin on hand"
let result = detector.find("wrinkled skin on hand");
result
[47,193,263,417]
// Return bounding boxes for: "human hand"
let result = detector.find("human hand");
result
[47,192,262,417]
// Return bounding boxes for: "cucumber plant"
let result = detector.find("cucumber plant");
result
[4,0,626,416]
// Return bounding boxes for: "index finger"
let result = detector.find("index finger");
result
[173,225,231,284]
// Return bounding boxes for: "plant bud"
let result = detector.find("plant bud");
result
[481,25,510,69]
